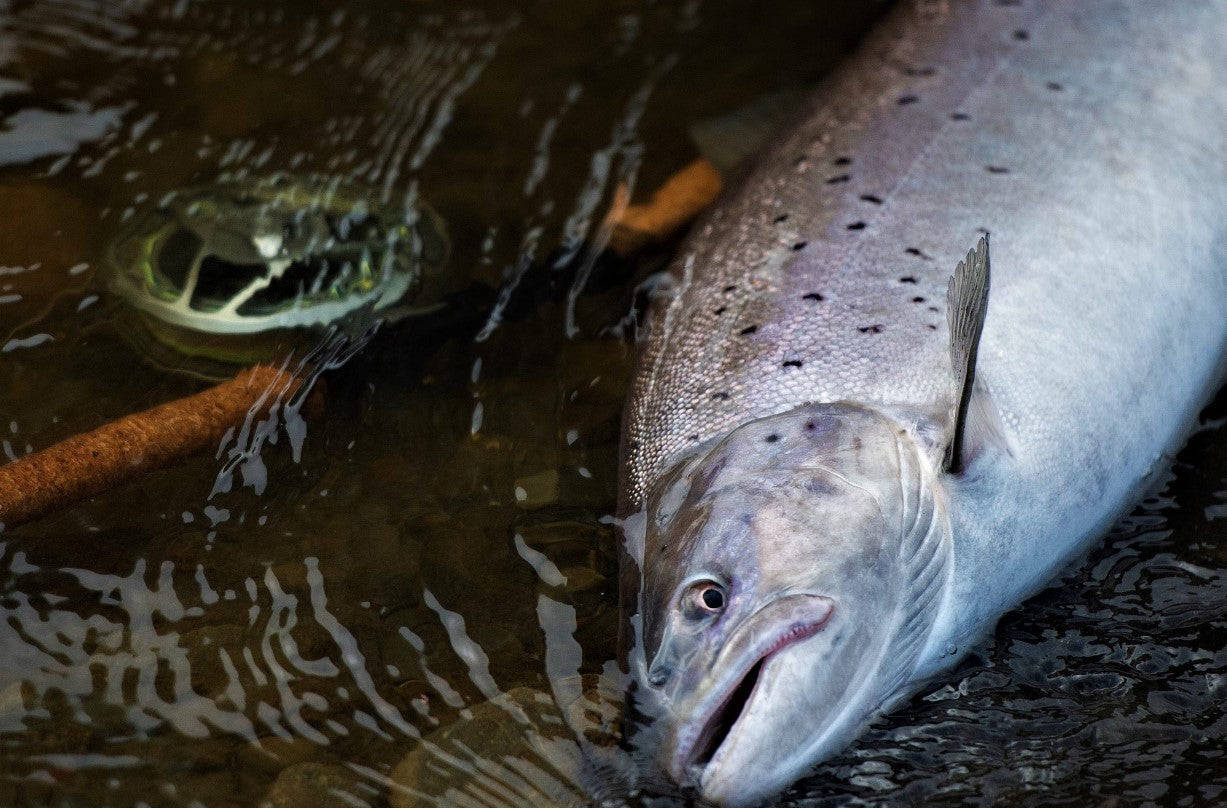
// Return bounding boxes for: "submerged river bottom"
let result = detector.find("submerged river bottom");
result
[0,0,1224,805]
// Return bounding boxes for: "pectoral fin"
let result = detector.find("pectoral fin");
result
[943,234,992,473]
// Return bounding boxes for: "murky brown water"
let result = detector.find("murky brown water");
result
[0,1,1224,806]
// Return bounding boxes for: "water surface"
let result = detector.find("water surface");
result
[0,1,1224,806]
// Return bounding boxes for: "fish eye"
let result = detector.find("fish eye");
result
[683,580,727,618]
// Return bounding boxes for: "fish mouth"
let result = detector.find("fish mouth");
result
[669,595,834,785]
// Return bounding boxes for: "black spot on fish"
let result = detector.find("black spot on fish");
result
[803,477,838,496]
[773,213,790,224]
[860,194,883,205]
[765,434,780,443]
[928,324,938,330]
[858,324,883,334]
[912,296,926,303]
[928,306,940,313]
[791,241,808,251]
[688,434,699,442]
[1046,81,1064,91]
[782,360,803,369]
[826,174,851,184]
[897,94,919,105]
[833,156,852,166]
[905,247,930,259]
[714,306,727,315]
[802,292,824,301]
[899,276,918,284]
[986,165,1010,174]
[723,284,737,293]
[847,221,866,231]
[805,421,816,430]
[712,392,730,401]
[738,325,758,335]
[1013,29,1029,41]
[950,111,971,121]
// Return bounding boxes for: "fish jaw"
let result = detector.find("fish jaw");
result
[662,599,885,808]
[664,593,836,786]
[693,631,865,808]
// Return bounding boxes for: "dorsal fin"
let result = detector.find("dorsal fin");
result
[943,234,991,474]
[687,88,806,174]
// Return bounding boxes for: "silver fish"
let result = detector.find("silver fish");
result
[619,1,1227,805]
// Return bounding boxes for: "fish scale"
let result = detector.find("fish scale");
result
[621,1,1227,804]
[623,0,1227,512]
[623,1,1007,506]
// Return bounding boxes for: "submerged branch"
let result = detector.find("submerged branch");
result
[0,365,306,530]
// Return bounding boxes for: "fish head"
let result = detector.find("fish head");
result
[633,403,949,807]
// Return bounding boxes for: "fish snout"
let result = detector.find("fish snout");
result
[665,593,836,786]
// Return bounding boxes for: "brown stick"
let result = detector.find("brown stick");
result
[0,365,303,530]
[608,158,723,256]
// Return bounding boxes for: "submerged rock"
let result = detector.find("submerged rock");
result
[261,761,362,808]
[387,679,630,808]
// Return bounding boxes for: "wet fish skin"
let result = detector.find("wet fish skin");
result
[620,1,1227,805]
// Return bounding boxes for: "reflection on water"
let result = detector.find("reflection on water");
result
[0,0,1224,806]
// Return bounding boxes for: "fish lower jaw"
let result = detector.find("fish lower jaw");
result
[670,609,834,790]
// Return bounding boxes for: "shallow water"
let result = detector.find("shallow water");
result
[0,1,1224,806]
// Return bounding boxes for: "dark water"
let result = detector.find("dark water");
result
[0,1,1224,806]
